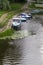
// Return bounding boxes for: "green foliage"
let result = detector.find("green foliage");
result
[0,0,26,10]
[0,29,14,37]
[0,3,24,28]
[0,0,11,10]
[0,11,15,28]
[0,11,6,17]
[11,3,24,10]
[3,0,11,10]
[0,3,24,38]
[29,3,35,9]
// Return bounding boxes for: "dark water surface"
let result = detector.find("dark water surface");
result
[0,39,9,65]
[0,39,24,65]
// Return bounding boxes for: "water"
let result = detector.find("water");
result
[0,39,9,65]
[0,39,24,65]
[0,15,43,65]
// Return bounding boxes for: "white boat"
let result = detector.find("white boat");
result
[19,13,32,19]
[12,17,26,22]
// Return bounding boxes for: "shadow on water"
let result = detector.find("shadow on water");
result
[0,39,23,65]
[0,39,9,65]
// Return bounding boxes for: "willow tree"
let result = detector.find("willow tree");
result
[3,0,11,10]
[0,0,11,10]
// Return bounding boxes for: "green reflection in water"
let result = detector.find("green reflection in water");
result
[0,39,9,65]
[0,39,23,65]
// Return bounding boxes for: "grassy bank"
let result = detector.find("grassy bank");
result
[0,11,6,17]
[0,11,14,28]
[0,3,24,28]
[0,10,24,28]
[0,29,14,38]
[0,3,25,39]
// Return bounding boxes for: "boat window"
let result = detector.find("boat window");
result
[13,19,20,22]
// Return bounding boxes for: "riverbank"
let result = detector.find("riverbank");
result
[0,3,26,39]
[0,29,30,40]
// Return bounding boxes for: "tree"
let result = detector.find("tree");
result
[0,0,11,10]
[3,0,11,10]
[0,0,27,10]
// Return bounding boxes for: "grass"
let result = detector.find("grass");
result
[0,11,14,28]
[0,9,23,28]
[10,3,24,11]
[0,3,24,17]
[0,11,7,17]
[0,3,25,38]
[0,3,24,28]
[0,29,14,38]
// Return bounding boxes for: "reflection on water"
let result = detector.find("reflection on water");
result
[0,39,9,65]
[0,35,43,65]
[1,39,24,65]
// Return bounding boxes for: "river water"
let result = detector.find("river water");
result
[0,16,43,65]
